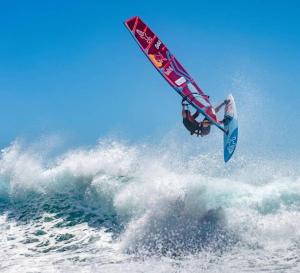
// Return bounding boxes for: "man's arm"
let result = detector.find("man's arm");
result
[215,100,229,113]
[192,110,200,119]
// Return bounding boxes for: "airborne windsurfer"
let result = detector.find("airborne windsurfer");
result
[182,100,228,137]
[125,16,238,161]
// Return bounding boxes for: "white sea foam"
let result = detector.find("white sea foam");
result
[0,137,300,272]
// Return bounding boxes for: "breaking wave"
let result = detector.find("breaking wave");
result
[1,138,300,272]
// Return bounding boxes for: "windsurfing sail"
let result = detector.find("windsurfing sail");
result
[124,16,225,132]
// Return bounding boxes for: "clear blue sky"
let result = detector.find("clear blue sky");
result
[0,1,299,154]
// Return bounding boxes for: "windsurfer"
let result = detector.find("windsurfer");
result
[182,100,229,137]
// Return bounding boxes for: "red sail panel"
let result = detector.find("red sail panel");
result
[124,16,222,126]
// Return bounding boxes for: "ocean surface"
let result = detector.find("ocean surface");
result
[1,138,300,273]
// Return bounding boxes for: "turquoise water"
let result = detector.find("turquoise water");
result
[1,139,300,272]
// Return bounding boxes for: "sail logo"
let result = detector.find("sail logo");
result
[155,40,161,49]
[149,53,167,68]
[136,29,153,44]
[165,66,173,76]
